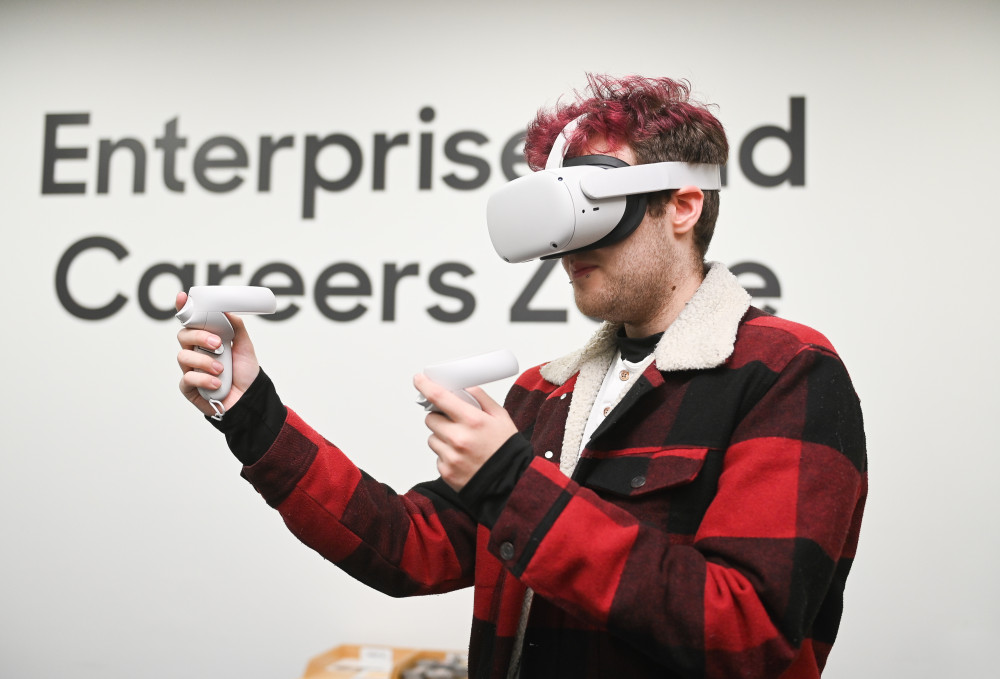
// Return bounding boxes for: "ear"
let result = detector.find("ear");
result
[668,186,704,237]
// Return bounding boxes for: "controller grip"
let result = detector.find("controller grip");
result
[197,340,233,402]
[417,387,482,412]
[193,311,235,402]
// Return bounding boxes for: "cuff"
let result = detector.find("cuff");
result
[208,368,287,466]
[458,432,534,527]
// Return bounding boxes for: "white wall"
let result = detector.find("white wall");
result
[1,1,997,676]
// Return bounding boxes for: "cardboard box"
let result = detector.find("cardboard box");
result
[392,650,468,679]
[301,644,403,679]
[300,644,467,679]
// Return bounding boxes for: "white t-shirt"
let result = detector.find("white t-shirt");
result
[578,350,656,458]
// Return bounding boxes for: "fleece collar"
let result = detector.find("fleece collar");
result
[540,262,752,386]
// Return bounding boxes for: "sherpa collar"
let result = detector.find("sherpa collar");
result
[540,262,752,386]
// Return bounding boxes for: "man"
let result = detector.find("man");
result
[176,74,867,678]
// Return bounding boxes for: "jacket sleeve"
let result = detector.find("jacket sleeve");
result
[477,345,867,676]
[225,372,478,597]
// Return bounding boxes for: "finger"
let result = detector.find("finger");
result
[180,366,223,393]
[423,411,466,449]
[178,376,213,416]
[175,291,188,313]
[426,431,446,458]
[177,327,222,352]
[427,432,463,479]
[177,348,224,375]
[434,453,456,487]
[426,432,461,471]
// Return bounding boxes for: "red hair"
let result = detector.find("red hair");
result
[523,74,729,258]
[524,74,726,169]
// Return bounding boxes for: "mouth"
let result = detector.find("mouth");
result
[565,258,597,282]
[569,263,598,280]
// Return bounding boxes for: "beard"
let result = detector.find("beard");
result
[570,244,681,324]
[572,269,669,323]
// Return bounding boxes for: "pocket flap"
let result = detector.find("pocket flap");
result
[583,448,710,497]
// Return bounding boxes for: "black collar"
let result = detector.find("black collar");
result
[615,326,663,363]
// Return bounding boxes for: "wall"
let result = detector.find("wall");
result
[1,0,998,676]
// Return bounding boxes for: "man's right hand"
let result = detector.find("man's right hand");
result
[175,291,261,417]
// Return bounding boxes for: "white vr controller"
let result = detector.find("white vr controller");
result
[418,349,520,412]
[176,286,277,406]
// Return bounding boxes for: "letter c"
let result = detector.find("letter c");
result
[55,236,128,319]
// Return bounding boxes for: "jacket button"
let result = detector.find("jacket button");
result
[500,542,515,560]
[630,475,646,489]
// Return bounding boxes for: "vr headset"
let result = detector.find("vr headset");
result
[486,116,722,263]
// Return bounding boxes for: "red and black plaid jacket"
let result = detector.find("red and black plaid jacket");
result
[220,264,867,679]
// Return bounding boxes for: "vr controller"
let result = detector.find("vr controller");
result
[486,114,722,263]
[176,286,277,409]
[418,349,519,412]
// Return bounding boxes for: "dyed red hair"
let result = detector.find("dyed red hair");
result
[524,74,729,259]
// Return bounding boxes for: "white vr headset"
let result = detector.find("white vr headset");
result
[486,116,722,263]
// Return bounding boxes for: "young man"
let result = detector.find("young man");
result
[176,75,867,678]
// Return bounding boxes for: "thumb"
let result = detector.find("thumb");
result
[228,311,249,341]
[175,291,188,312]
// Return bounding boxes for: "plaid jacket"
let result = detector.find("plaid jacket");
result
[229,264,867,679]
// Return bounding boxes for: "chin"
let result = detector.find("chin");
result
[573,295,613,322]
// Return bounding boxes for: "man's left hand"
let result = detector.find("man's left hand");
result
[414,373,518,492]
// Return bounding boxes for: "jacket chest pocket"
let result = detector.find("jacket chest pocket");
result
[577,448,717,536]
